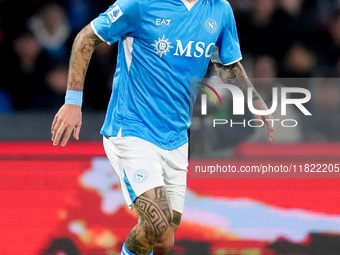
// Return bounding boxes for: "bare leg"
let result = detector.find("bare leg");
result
[153,211,181,255]
[125,186,173,255]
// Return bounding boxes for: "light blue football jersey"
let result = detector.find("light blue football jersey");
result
[91,0,242,150]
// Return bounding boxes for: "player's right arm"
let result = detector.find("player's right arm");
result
[51,24,103,147]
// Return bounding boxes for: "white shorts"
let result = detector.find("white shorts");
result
[103,135,188,214]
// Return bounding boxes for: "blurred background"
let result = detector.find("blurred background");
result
[1,0,340,255]
[1,0,340,142]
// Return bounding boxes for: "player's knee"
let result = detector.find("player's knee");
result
[133,224,157,251]
[161,238,174,254]
[155,235,174,254]
[136,217,171,248]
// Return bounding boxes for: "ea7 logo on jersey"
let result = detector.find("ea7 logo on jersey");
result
[108,5,123,23]
[156,19,171,26]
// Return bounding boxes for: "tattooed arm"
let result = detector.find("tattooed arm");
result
[51,24,103,147]
[214,62,275,142]
[66,24,103,91]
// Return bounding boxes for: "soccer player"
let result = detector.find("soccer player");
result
[51,0,275,254]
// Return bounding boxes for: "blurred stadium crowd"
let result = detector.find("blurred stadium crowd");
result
[0,0,116,112]
[0,0,340,143]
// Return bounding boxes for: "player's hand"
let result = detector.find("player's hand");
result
[51,104,82,147]
[252,99,275,143]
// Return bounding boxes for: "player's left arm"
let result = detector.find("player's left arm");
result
[214,61,275,142]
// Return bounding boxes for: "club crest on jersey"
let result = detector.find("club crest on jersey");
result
[151,35,174,57]
[108,5,123,23]
[205,18,217,33]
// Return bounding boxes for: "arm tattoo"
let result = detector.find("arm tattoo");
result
[214,62,261,102]
[67,24,103,91]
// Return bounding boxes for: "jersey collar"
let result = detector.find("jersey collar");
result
[180,0,199,11]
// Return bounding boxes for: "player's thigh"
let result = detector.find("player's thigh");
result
[163,143,188,214]
[103,136,166,210]
[134,186,174,237]
[153,210,181,255]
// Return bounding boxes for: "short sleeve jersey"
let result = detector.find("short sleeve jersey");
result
[91,0,242,150]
